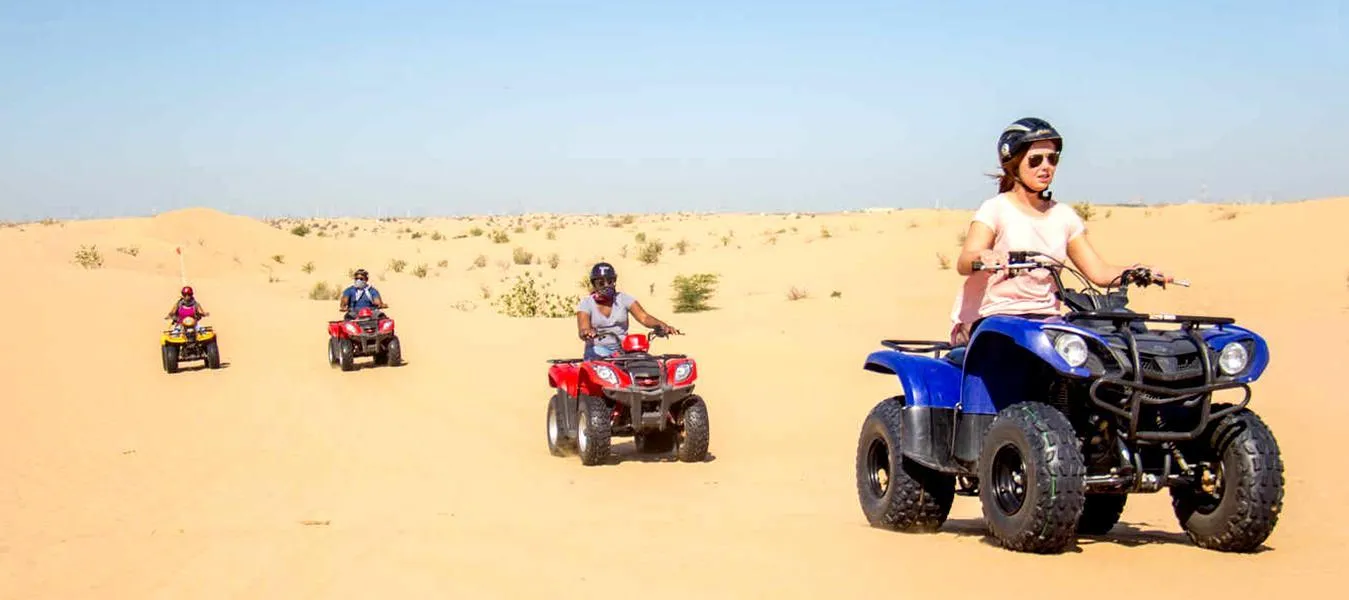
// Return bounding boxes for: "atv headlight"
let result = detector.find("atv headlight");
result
[592,365,619,386]
[673,362,693,383]
[1053,333,1089,368]
[1218,342,1248,375]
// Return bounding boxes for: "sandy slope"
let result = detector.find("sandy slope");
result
[1,198,1346,598]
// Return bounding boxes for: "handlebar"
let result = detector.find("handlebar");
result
[583,326,682,342]
[970,250,1188,289]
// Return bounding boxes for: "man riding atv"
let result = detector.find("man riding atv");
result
[339,268,387,319]
[165,286,209,334]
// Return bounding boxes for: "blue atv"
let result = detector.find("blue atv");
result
[855,250,1283,554]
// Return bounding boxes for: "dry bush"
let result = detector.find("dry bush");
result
[671,273,719,313]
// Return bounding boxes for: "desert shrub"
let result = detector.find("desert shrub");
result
[1073,202,1095,222]
[309,281,341,300]
[73,245,103,268]
[290,224,311,237]
[671,273,719,313]
[490,230,510,244]
[513,247,534,265]
[637,240,664,264]
[493,272,579,318]
[412,263,429,278]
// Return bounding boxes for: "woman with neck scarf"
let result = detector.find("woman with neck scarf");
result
[575,262,681,360]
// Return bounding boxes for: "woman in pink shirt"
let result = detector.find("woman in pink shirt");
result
[949,117,1169,345]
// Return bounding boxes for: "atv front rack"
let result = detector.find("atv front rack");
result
[1083,315,1248,442]
[879,340,955,359]
[1064,311,1235,327]
[547,353,687,364]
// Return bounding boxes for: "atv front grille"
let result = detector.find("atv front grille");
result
[1137,353,1204,382]
[622,359,663,388]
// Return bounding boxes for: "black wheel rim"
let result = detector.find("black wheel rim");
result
[865,438,891,498]
[991,443,1027,515]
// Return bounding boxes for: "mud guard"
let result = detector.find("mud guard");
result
[862,350,961,410]
[863,350,989,473]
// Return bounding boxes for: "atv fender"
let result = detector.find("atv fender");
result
[864,350,985,473]
[959,316,1096,416]
[548,363,581,398]
[1200,325,1269,383]
[863,350,961,410]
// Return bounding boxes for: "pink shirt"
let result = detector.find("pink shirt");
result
[950,193,1086,326]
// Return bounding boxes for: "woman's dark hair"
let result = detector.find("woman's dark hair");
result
[990,148,1028,193]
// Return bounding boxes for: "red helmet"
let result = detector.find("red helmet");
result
[622,334,649,353]
[357,307,375,319]
[181,286,194,297]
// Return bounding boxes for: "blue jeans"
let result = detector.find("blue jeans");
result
[584,343,618,361]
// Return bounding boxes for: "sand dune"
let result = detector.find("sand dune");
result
[2,197,1347,598]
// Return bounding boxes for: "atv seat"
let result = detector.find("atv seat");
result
[944,346,966,368]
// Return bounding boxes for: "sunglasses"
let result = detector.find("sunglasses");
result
[1026,152,1060,169]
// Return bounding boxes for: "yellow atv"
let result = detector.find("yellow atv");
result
[161,315,221,373]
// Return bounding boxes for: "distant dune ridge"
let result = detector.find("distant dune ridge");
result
[1,196,1346,597]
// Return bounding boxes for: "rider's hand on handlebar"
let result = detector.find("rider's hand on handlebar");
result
[977,249,1009,269]
[580,327,597,341]
[660,325,682,336]
[1124,264,1174,286]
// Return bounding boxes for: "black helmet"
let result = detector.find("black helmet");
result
[589,262,617,285]
[998,117,1063,164]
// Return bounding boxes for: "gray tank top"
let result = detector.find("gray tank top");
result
[576,292,637,349]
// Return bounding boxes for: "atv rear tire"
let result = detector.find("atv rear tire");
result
[1077,494,1127,535]
[978,401,1086,554]
[675,396,710,462]
[546,393,575,457]
[205,340,221,369]
[162,345,179,374]
[855,397,955,533]
[576,394,611,466]
[1169,404,1284,552]
[384,336,402,367]
[339,339,355,372]
[636,428,677,454]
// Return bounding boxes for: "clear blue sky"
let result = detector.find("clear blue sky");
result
[2,1,1345,220]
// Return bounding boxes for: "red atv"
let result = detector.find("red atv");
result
[545,327,710,466]
[327,306,402,371]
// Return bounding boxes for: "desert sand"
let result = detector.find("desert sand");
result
[2,197,1346,598]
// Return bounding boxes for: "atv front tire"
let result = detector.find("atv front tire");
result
[328,338,340,367]
[205,340,221,369]
[855,397,955,533]
[384,336,402,367]
[675,396,710,462]
[338,339,355,372]
[162,345,179,374]
[1169,404,1284,552]
[576,394,611,466]
[978,401,1086,553]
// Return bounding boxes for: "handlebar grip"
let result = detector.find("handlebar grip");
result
[971,261,984,270]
